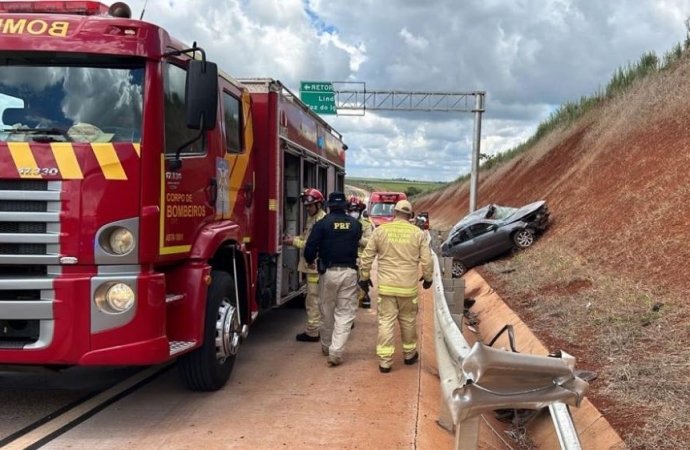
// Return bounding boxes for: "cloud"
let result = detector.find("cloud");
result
[124,0,690,181]
[399,28,429,51]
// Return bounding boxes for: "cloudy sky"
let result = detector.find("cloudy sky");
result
[125,0,689,181]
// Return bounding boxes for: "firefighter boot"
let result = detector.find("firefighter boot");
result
[296,333,320,342]
[404,352,419,365]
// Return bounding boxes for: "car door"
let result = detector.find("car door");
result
[467,221,505,263]
[446,228,472,261]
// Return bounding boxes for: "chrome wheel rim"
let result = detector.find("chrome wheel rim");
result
[452,261,465,278]
[516,230,534,247]
[216,298,241,363]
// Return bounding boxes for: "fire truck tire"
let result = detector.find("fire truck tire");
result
[179,270,241,391]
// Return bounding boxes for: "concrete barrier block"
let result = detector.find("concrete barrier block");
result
[442,278,465,293]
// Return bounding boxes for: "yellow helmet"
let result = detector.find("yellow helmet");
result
[394,200,413,216]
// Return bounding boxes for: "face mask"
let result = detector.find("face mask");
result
[348,211,360,219]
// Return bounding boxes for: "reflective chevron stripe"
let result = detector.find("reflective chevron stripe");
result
[3,142,139,180]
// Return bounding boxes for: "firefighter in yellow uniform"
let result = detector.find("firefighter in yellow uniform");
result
[283,188,327,342]
[347,196,374,308]
[358,200,434,373]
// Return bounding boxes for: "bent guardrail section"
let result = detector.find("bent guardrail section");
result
[432,251,588,450]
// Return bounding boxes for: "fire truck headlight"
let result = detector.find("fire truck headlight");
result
[95,283,136,314]
[107,227,135,255]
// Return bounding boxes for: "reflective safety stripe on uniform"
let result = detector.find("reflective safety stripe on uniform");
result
[304,277,321,336]
[376,345,395,359]
[377,284,418,297]
[376,294,419,367]
[402,342,417,352]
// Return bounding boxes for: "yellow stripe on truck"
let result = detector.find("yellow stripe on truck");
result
[50,143,83,179]
[91,143,127,180]
[8,142,41,179]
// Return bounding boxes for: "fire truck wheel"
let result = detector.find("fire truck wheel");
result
[179,270,241,391]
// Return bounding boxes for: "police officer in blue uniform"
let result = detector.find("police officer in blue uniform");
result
[304,192,362,367]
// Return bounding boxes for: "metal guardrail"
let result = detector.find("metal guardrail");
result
[431,251,588,450]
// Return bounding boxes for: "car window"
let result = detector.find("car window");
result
[468,222,493,237]
[451,206,490,234]
[450,229,471,245]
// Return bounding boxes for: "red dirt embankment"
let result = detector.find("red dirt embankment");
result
[417,59,690,293]
[414,55,690,448]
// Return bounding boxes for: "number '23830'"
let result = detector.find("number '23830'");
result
[18,167,59,176]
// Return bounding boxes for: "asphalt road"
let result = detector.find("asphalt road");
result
[344,184,369,204]
[33,286,448,449]
[0,365,140,442]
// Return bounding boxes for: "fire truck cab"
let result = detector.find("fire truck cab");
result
[0,2,346,391]
[367,192,407,227]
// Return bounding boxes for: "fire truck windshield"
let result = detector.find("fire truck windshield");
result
[0,53,144,143]
[370,203,395,216]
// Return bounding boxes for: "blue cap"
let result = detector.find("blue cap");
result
[326,191,348,208]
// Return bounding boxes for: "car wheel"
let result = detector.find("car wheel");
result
[451,260,467,278]
[513,229,535,248]
[179,270,241,391]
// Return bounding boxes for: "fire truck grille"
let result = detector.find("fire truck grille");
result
[0,290,40,301]
[0,244,46,255]
[0,222,47,234]
[0,265,47,276]
[0,200,48,212]
[0,180,61,265]
[0,180,59,349]
[0,180,47,191]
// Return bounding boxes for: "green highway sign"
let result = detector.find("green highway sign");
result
[300,81,334,92]
[300,81,337,115]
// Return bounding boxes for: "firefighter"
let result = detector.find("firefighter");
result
[304,192,362,366]
[347,196,374,308]
[283,188,326,342]
[358,200,434,373]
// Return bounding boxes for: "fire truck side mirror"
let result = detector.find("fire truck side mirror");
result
[185,60,218,131]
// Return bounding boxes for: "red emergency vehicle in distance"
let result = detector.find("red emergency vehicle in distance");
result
[0,2,346,391]
[367,192,407,227]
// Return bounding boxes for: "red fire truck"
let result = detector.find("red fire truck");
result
[367,191,407,227]
[0,2,347,391]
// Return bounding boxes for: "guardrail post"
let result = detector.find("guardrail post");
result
[549,403,583,449]
[442,278,465,318]
[455,415,480,450]
[442,257,453,278]
[438,397,454,433]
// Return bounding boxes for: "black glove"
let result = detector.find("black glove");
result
[359,279,373,293]
[420,276,432,290]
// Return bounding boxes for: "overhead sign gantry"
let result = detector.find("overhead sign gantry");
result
[300,80,485,213]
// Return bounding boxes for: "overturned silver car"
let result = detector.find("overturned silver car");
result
[441,201,550,277]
